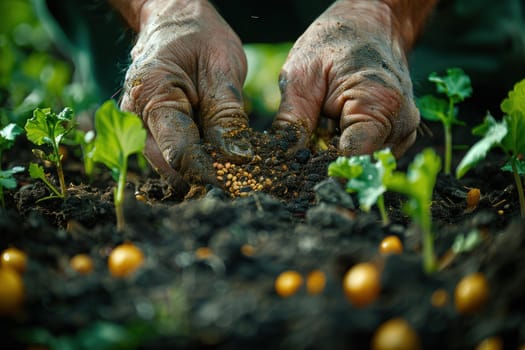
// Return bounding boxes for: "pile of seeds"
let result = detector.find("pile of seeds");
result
[213,158,273,197]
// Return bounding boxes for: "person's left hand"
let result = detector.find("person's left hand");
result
[272,0,423,158]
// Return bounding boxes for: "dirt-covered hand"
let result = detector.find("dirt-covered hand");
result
[118,0,252,185]
[273,0,436,158]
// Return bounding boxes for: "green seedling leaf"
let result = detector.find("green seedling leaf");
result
[25,107,74,146]
[456,114,508,179]
[28,162,62,199]
[417,68,472,175]
[417,95,448,122]
[92,100,146,172]
[428,67,472,104]
[92,100,146,231]
[0,123,23,151]
[0,166,24,189]
[502,157,525,175]
[328,148,396,225]
[385,148,441,273]
[452,229,483,254]
[500,79,525,157]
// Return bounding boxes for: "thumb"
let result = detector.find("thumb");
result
[272,67,325,153]
[200,71,254,163]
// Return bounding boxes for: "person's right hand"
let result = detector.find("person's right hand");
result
[118,0,253,187]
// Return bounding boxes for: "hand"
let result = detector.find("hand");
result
[273,0,435,158]
[119,0,253,186]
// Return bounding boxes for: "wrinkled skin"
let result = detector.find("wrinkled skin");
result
[274,1,421,158]
[114,0,436,186]
[120,0,253,186]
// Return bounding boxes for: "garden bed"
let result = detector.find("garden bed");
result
[1,122,524,350]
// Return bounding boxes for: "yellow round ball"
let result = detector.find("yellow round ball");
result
[275,270,303,298]
[1,247,27,274]
[70,254,94,275]
[0,267,25,315]
[108,243,145,278]
[371,318,421,350]
[343,262,381,307]
[454,272,489,314]
[379,236,403,255]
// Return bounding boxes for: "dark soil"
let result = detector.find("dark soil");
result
[1,125,525,350]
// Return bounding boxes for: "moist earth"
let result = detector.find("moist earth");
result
[1,126,525,349]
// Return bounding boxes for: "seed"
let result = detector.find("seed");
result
[343,262,381,307]
[195,247,213,259]
[379,236,403,255]
[306,269,326,295]
[371,318,421,350]
[1,247,27,274]
[466,188,481,211]
[475,336,503,350]
[217,169,225,176]
[70,254,94,275]
[108,243,145,278]
[216,176,224,181]
[454,272,489,314]
[431,288,449,308]
[240,244,255,257]
[275,270,303,298]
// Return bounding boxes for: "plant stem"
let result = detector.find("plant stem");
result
[52,141,67,197]
[511,160,525,218]
[40,175,63,198]
[420,204,436,273]
[377,195,390,226]
[443,123,452,175]
[114,160,128,232]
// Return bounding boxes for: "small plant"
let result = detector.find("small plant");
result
[385,148,442,273]
[328,148,397,226]
[92,100,146,232]
[0,123,24,208]
[417,68,472,174]
[25,107,75,199]
[67,128,96,181]
[456,78,525,217]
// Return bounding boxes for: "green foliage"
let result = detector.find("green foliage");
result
[0,0,98,126]
[328,148,396,225]
[0,122,24,207]
[92,100,146,231]
[28,162,61,200]
[385,148,441,273]
[17,321,157,350]
[25,106,75,198]
[417,67,472,174]
[456,78,525,217]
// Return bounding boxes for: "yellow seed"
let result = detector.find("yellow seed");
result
[241,244,255,256]
[216,176,224,181]
[195,247,213,260]
[431,288,449,308]
[306,269,326,295]
[217,169,225,176]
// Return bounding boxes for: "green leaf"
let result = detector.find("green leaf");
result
[428,67,472,104]
[92,100,146,172]
[501,79,525,117]
[0,165,24,189]
[385,148,441,224]
[327,156,363,180]
[456,115,508,179]
[25,107,74,146]
[0,123,23,151]
[28,162,46,180]
[501,157,525,175]
[327,149,397,211]
[417,95,447,122]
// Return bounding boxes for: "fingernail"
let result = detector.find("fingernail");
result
[223,138,254,162]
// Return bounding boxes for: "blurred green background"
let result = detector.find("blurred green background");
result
[0,0,287,130]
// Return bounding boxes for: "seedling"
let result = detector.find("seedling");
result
[385,148,441,273]
[66,129,96,181]
[328,148,396,226]
[456,78,525,217]
[0,123,24,208]
[417,68,472,174]
[92,100,146,232]
[25,107,75,199]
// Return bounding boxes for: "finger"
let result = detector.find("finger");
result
[199,59,254,163]
[121,67,217,185]
[272,59,326,153]
[337,82,420,157]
